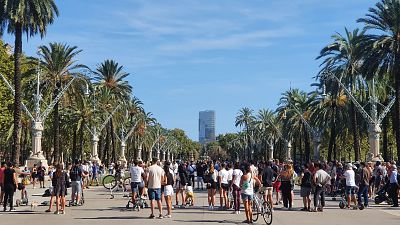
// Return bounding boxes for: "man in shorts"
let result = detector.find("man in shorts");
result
[130,160,145,205]
[343,163,357,209]
[260,161,274,210]
[0,162,6,204]
[218,163,229,209]
[146,158,164,219]
[70,160,85,205]
[300,164,312,211]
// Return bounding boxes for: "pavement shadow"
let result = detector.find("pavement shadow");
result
[174,219,241,224]
[76,216,142,220]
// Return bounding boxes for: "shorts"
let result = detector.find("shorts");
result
[131,182,141,193]
[164,185,174,196]
[71,181,82,195]
[300,187,311,197]
[221,183,229,191]
[241,193,253,201]
[345,186,356,196]
[38,175,45,182]
[263,187,273,196]
[197,176,203,182]
[148,188,161,201]
[206,182,217,189]
[273,181,281,192]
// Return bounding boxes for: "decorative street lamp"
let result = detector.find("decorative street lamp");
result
[322,71,395,162]
[266,118,291,161]
[0,61,89,168]
[115,119,140,167]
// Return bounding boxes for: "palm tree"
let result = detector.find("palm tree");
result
[38,42,86,164]
[235,107,255,160]
[0,0,59,164]
[317,28,367,161]
[357,0,400,160]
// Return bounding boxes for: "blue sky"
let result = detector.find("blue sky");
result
[3,0,373,140]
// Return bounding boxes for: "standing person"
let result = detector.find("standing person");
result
[188,161,196,189]
[272,159,281,205]
[163,162,174,218]
[300,164,312,211]
[218,163,229,210]
[130,160,145,205]
[260,161,274,210]
[176,164,188,207]
[206,164,217,210]
[357,162,371,208]
[0,162,6,205]
[31,164,37,189]
[343,163,358,209]
[37,162,46,188]
[53,164,67,214]
[91,162,99,186]
[313,163,330,212]
[389,165,399,207]
[2,162,17,211]
[240,163,261,224]
[231,162,243,214]
[70,160,84,206]
[146,158,164,219]
[196,162,205,190]
[277,164,294,210]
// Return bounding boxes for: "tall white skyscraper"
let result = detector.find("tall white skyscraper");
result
[199,110,216,144]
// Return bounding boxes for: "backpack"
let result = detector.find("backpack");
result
[70,167,79,181]
[203,171,212,184]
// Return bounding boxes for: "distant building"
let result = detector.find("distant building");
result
[199,110,216,144]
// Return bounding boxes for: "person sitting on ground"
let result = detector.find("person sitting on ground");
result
[185,181,194,206]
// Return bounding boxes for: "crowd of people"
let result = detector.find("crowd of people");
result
[0,157,399,224]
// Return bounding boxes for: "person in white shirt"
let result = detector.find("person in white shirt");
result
[130,160,145,205]
[218,163,229,209]
[343,163,357,209]
[230,162,243,214]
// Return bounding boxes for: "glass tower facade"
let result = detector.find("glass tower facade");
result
[199,110,216,144]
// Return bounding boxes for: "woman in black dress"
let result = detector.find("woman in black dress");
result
[2,162,17,211]
[53,164,67,214]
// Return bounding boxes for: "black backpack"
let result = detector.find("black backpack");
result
[70,167,79,181]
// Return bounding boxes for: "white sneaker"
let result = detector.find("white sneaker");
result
[164,214,172,218]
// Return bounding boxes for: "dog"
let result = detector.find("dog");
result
[30,201,39,211]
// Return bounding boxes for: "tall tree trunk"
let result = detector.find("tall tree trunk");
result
[299,133,303,163]
[110,119,116,163]
[78,119,85,161]
[105,125,110,166]
[382,112,388,162]
[12,23,23,165]
[350,102,361,161]
[304,125,311,163]
[395,72,400,162]
[72,125,77,161]
[327,105,337,162]
[53,82,60,164]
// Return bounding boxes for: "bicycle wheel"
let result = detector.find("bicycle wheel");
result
[252,201,259,222]
[123,177,131,192]
[102,175,117,190]
[262,203,273,225]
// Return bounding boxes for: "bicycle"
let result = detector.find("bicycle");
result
[102,172,131,199]
[252,188,273,225]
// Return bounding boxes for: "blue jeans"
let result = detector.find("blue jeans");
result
[357,185,368,206]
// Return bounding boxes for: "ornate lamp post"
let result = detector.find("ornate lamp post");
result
[322,72,395,162]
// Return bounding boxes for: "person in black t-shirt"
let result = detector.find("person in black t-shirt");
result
[300,164,312,211]
[260,161,274,208]
[3,162,18,211]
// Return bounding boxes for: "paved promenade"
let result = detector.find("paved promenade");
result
[1,185,400,225]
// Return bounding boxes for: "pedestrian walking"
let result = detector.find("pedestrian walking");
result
[2,162,17,211]
[146,158,164,219]
[313,163,330,212]
[231,162,243,214]
[240,163,261,224]
[163,162,174,218]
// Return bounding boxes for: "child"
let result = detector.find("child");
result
[186,181,195,206]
